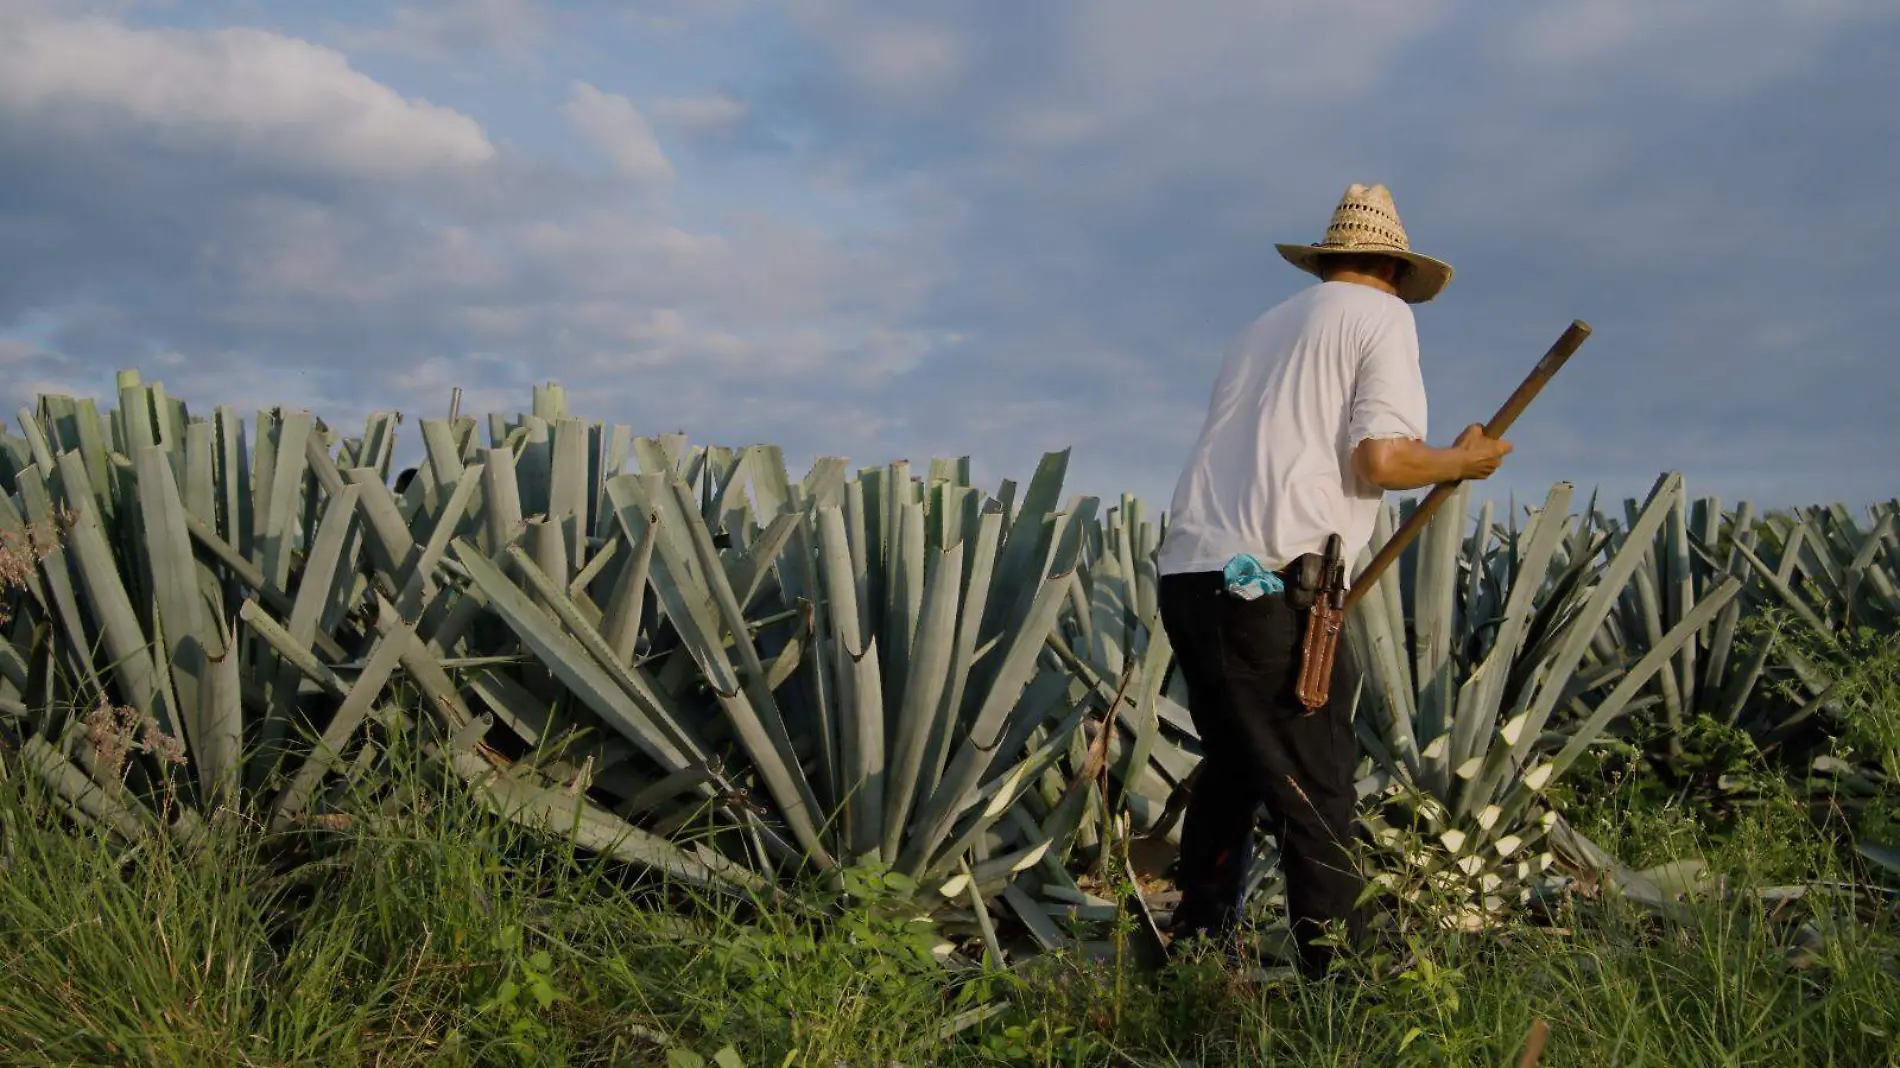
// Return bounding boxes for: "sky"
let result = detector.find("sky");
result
[2,0,1897,521]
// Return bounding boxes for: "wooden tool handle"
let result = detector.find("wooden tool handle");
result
[1516,1019,1552,1067]
[1344,320,1592,611]
[1484,320,1592,439]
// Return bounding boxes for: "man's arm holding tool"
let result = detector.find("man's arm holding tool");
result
[1355,423,1515,491]
[1293,320,1594,712]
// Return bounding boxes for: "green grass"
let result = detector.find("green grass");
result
[3,735,1897,1068]
[1,606,1896,1067]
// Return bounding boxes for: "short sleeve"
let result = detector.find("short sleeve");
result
[1347,307,1428,448]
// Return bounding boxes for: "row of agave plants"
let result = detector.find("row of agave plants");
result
[0,373,1890,959]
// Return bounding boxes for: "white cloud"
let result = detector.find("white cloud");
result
[1066,0,1453,103]
[651,92,749,133]
[1498,0,1892,95]
[783,4,967,100]
[0,13,495,180]
[562,82,675,183]
[3,0,1897,514]
[841,22,963,96]
[187,198,511,307]
[0,336,93,409]
[343,0,550,64]
[998,108,1100,150]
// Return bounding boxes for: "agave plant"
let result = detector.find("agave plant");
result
[1695,500,1898,724]
[1,374,1186,957]
[1046,474,1753,932]
[0,377,699,871]
[10,371,1890,957]
[1261,474,1743,927]
[1691,499,1900,820]
[1040,493,1202,839]
[1545,486,1900,821]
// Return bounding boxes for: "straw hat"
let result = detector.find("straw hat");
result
[1275,183,1453,304]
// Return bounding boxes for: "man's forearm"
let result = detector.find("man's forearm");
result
[1353,438,1475,491]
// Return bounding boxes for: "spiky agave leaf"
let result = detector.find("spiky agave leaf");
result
[1344,474,1752,916]
[0,407,462,847]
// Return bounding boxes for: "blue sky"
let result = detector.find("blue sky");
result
[3,0,1897,519]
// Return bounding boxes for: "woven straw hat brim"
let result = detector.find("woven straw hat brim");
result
[1274,243,1454,305]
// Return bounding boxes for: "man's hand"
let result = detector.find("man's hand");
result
[1353,425,1514,491]
[1453,423,1513,480]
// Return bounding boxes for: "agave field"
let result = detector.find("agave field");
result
[1,372,1896,970]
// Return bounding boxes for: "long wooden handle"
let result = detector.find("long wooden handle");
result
[1516,1019,1552,1067]
[1343,319,1592,611]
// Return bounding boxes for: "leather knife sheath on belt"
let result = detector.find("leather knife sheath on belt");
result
[1293,533,1347,713]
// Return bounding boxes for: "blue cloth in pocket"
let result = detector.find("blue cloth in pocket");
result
[1222,553,1284,600]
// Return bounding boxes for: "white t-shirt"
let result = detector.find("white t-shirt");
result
[1157,280,1428,578]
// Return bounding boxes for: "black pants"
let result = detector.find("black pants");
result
[1158,570,1365,978]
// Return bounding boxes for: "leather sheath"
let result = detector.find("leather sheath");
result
[1293,532,1347,713]
[1294,601,1343,711]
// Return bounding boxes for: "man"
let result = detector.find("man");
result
[1155,183,1512,979]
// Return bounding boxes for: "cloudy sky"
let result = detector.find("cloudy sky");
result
[3,0,1897,518]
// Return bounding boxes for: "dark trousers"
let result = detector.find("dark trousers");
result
[1158,570,1365,978]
